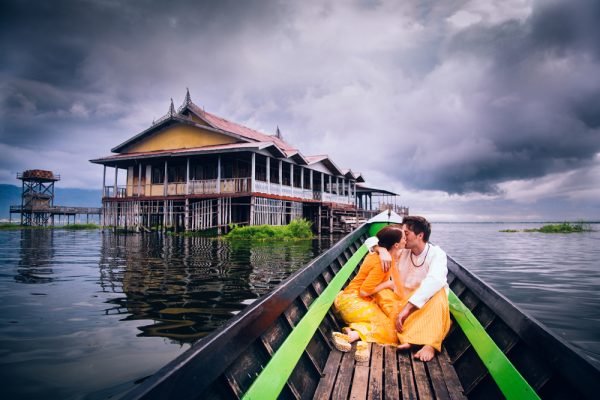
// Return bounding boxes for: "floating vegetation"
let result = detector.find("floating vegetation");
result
[500,222,594,233]
[225,219,314,240]
[0,223,100,230]
[0,223,23,230]
[61,223,100,230]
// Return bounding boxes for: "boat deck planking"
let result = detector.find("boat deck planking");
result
[314,343,467,400]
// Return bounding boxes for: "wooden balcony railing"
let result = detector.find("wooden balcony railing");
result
[102,179,354,205]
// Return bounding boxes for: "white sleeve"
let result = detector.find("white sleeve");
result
[364,236,379,253]
[408,246,448,308]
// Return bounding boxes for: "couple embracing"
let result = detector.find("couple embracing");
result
[332,216,451,362]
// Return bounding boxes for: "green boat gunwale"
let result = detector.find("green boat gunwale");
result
[446,254,600,399]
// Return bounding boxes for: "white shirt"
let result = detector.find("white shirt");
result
[366,238,448,308]
[396,244,448,308]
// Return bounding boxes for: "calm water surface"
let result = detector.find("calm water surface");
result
[0,223,598,399]
[0,230,340,400]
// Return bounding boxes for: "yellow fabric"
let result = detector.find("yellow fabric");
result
[333,253,397,345]
[374,287,451,352]
[334,291,398,345]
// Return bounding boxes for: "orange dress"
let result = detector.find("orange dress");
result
[333,253,398,345]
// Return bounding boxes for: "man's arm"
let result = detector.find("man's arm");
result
[396,302,417,332]
[364,236,392,271]
[407,246,448,308]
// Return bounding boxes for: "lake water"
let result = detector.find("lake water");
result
[0,223,598,399]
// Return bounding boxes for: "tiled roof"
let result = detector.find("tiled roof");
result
[91,142,284,164]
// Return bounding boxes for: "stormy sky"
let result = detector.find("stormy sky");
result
[1,0,599,221]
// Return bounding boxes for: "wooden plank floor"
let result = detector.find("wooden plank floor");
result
[314,344,467,400]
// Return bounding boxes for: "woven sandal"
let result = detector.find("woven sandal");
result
[332,332,351,352]
[355,341,370,363]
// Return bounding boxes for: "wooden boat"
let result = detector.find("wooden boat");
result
[122,212,600,399]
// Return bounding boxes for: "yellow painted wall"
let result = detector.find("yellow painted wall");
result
[123,125,238,153]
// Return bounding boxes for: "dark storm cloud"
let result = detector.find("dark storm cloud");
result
[395,0,600,194]
[0,0,285,147]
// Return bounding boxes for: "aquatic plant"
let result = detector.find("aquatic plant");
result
[499,229,519,233]
[226,219,314,240]
[61,223,100,230]
[524,222,592,233]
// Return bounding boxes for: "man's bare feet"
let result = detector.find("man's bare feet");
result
[397,343,411,350]
[414,345,435,362]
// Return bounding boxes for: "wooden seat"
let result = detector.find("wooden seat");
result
[314,343,467,400]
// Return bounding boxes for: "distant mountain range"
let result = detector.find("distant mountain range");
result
[0,184,101,220]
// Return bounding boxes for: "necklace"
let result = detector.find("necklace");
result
[410,244,430,268]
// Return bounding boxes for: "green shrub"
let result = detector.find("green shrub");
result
[525,222,592,233]
[226,219,314,240]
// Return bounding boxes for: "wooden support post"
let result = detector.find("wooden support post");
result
[251,152,255,193]
[310,169,313,192]
[300,166,304,195]
[279,160,283,196]
[114,166,118,198]
[266,156,270,193]
[138,163,142,196]
[217,155,221,194]
[185,158,190,231]
[249,196,254,226]
[290,163,293,197]
[102,165,106,198]
[318,205,322,233]
[163,160,168,197]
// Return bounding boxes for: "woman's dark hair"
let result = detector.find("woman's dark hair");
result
[402,216,431,242]
[376,225,404,250]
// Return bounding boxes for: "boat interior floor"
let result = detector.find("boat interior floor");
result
[314,343,467,400]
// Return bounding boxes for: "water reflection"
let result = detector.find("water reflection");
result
[15,229,55,284]
[98,234,332,343]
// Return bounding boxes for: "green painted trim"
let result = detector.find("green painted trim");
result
[368,222,389,237]
[242,244,369,400]
[448,291,540,400]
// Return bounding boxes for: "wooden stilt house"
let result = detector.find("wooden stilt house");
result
[90,90,390,233]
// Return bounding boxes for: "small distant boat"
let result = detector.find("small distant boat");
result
[123,211,600,399]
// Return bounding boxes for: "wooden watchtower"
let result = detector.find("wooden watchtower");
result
[17,169,60,226]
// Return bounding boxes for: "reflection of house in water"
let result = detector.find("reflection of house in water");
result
[90,90,407,234]
[97,233,327,343]
[15,230,55,284]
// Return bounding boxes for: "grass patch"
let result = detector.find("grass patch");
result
[0,223,100,231]
[501,222,594,233]
[61,223,100,230]
[524,222,592,233]
[0,223,24,230]
[225,219,314,240]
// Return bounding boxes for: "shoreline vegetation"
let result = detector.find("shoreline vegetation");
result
[225,219,314,240]
[0,223,100,230]
[500,222,594,233]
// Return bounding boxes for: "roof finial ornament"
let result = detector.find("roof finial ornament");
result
[275,125,282,139]
[184,88,191,106]
[169,98,175,117]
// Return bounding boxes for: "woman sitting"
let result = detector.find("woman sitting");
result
[332,225,405,357]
